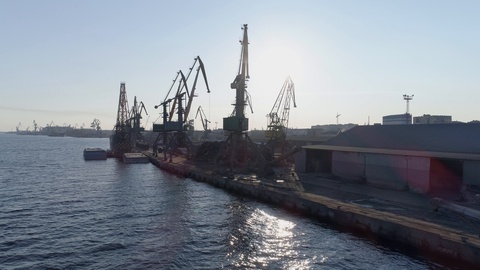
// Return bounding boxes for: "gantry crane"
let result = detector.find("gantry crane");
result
[153,56,210,161]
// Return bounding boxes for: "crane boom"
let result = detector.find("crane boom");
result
[184,56,210,121]
[164,56,210,123]
[168,70,189,121]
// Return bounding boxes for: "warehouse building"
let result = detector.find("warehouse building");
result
[299,123,480,195]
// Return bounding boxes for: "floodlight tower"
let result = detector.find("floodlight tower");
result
[403,94,414,114]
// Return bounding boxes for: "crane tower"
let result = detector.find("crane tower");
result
[215,24,266,171]
[110,82,132,157]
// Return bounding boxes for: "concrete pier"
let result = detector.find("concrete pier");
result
[145,152,480,268]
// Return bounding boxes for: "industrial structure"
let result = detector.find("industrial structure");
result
[153,56,210,160]
[128,96,149,149]
[110,82,149,157]
[195,106,211,141]
[194,24,300,173]
[213,24,268,171]
[110,82,132,157]
[265,76,297,158]
[265,76,296,142]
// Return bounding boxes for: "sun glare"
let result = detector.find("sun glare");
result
[253,37,306,90]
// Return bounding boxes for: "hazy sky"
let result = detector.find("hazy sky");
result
[2,0,479,132]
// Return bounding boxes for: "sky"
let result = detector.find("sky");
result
[1,0,480,132]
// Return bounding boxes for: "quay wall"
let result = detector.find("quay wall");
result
[147,156,480,268]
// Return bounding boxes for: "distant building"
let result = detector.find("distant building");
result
[413,114,452,124]
[382,113,412,125]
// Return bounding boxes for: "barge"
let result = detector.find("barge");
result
[123,152,149,163]
[83,148,107,160]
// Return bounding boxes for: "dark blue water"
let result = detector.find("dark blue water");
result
[0,133,447,269]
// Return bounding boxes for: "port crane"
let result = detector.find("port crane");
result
[153,56,210,161]
[128,96,149,149]
[213,24,267,171]
[192,25,301,173]
[265,76,296,141]
[195,106,211,141]
[163,56,210,124]
[110,82,132,157]
[264,77,297,160]
[153,93,190,161]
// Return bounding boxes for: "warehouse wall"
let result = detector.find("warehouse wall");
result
[308,148,469,194]
[405,156,430,193]
[463,160,480,186]
[364,154,430,192]
[365,154,407,190]
[332,151,365,181]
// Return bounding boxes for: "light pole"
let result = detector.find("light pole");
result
[403,94,414,114]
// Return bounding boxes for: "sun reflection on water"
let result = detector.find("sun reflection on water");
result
[227,207,319,269]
